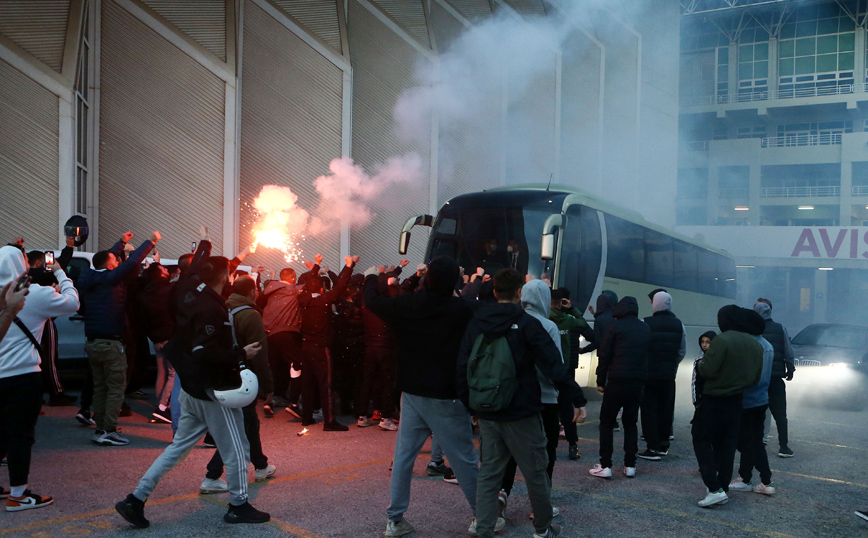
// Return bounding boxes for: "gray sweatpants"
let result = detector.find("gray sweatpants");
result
[133,389,250,506]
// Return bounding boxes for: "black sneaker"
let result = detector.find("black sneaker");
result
[323,420,349,432]
[75,409,96,426]
[128,390,149,399]
[284,404,302,420]
[568,444,581,460]
[856,509,868,522]
[202,433,216,448]
[778,447,794,458]
[224,502,270,524]
[115,494,149,528]
[637,449,662,461]
[119,401,132,417]
[426,461,449,476]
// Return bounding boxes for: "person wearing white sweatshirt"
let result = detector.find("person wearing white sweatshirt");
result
[0,245,80,512]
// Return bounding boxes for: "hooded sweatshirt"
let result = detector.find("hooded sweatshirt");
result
[739,308,773,409]
[0,246,80,379]
[697,305,763,397]
[520,280,562,405]
[753,302,795,378]
[580,291,617,355]
[595,297,651,386]
[643,292,687,380]
[550,303,594,369]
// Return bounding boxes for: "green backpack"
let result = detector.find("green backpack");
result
[467,333,518,412]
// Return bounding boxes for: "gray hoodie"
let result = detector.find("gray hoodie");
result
[520,280,562,404]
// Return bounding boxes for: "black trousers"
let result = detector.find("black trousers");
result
[267,331,302,400]
[354,346,398,419]
[737,404,772,486]
[206,401,267,478]
[691,393,742,493]
[0,373,43,487]
[301,344,334,423]
[768,377,788,448]
[599,379,644,468]
[558,367,578,445]
[640,378,676,452]
[501,404,560,495]
[39,318,64,396]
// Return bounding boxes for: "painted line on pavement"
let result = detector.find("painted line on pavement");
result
[786,438,868,451]
[198,494,327,538]
[771,468,868,489]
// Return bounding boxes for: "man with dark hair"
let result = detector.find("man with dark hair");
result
[115,252,269,528]
[753,298,795,458]
[77,231,159,446]
[138,262,175,424]
[365,256,483,537]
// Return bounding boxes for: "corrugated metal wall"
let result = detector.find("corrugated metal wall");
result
[0,59,59,247]
[348,0,431,265]
[0,0,70,72]
[273,0,342,54]
[443,0,491,22]
[99,0,225,255]
[140,0,226,61]
[371,0,430,49]
[501,0,545,17]
[240,0,343,271]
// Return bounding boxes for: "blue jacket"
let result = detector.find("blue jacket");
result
[743,335,773,409]
[78,240,154,338]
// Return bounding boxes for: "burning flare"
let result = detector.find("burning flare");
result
[250,185,309,263]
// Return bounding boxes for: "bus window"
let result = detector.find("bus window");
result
[697,250,720,296]
[673,240,697,292]
[561,205,602,310]
[645,230,673,288]
[719,255,736,298]
[606,216,644,282]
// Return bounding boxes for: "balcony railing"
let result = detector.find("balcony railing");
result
[760,186,840,198]
[718,188,749,198]
[852,186,868,196]
[761,133,843,147]
[684,141,709,151]
[681,83,867,107]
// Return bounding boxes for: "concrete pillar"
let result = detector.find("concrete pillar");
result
[707,165,719,224]
[748,163,761,225]
[840,160,853,226]
[728,42,738,102]
[768,36,778,95]
[856,27,866,90]
[814,269,828,324]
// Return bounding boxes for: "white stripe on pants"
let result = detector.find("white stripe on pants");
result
[134,389,250,506]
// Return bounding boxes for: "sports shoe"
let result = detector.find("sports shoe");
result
[753,482,776,495]
[497,489,508,517]
[385,518,414,537]
[529,507,559,519]
[372,410,383,421]
[624,466,636,478]
[224,501,270,524]
[778,447,794,458]
[115,493,148,527]
[568,444,580,460]
[48,393,77,406]
[323,420,349,432]
[589,464,612,478]
[271,395,289,408]
[669,434,675,440]
[532,523,561,538]
[200,478,228,494]
[855,509,868,522]
[284,404,302,420]
[443,468,459,484]
[202,433,216,448]
[467,516,506,535]
[1,457,6,465]
[358,416,377,428]
[263,404,275,418]
[379,418,398,431]
[698,488,728,508]
[93,429,130,446]
[150,408,171,424]
[426,461,449,476]
[6,490,53,512]
[0,487,9,499]
[75,410,96,426]
[637,449,662,461]
[614,417,621,432]
[255,464,276,482]
[728,477,752,492]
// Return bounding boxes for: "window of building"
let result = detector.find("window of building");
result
[74,2,93,217]
[717,46,729,99]
[738,41,768,96]
[737,126,767,139]
[778,4,855,94]
[712,126,728,140]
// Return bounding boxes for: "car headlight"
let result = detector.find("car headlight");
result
[828,362,849,368]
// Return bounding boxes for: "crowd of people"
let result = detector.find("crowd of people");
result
[1,225,850,535]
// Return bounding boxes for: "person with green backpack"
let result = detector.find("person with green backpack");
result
[457,269,588,538]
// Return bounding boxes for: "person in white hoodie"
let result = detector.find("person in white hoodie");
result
[0,245,79,512]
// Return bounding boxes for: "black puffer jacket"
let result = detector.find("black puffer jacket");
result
[644,310,684,380]
[595,297,650,386]
[580,292,617,355]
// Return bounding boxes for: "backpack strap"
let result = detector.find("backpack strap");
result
[13,318,45,359]
[227,305,252,349]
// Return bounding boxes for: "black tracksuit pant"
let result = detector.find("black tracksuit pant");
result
[692,393,742,493]
[599,379,644,468]
[737,404,772,486]
[301,343,334,424]
[557,367,578,445]
[354,345,397,419]
[501,403,559,495]
[206,400,267,477]
[641,378,676,452]
[768,377,789,448]
[40,318,65,397]
[0,373,43,487]
[267,331,302,400]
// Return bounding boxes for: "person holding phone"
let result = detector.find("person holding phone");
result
[0,245,79,511]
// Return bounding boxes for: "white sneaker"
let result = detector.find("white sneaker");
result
[254,464,276,481]
[624,466,636,478]
[728,477,752,491]
[93,430,130,446]
[379,418,398,431]
[589,464,612,478]
[467,517,506,535]
[497,489,508,517]
[698,488,728,508]
[529,507,560,519]
[753,482,776,495]
[358,416,377,427]
[385,518,414,537]
[199,477,228,494]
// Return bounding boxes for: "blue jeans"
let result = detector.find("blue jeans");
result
[388,393,478,521]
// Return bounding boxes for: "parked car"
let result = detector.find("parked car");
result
[790,323,868,369]
[789,323,868,410]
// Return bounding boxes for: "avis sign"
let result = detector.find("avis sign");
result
[791,228,868,258]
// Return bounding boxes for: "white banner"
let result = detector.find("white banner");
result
[675,226,868,260]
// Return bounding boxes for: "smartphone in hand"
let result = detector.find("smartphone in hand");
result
[44,251,54,266]
[14,274,30,292]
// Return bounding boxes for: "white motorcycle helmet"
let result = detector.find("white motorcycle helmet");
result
[211,366,259,408]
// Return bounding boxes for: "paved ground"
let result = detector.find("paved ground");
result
[1,364,867,538]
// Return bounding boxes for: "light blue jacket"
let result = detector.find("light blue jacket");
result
[743,335,773,409]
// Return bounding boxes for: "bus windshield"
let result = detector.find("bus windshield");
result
[426,193,563,280]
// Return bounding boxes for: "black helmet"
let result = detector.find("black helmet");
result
[63,215,89,247]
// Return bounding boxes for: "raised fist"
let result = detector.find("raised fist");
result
[150,231,161,243]
[122,232,134,243]
[314,253,323,265]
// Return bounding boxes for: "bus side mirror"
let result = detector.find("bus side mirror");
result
[399,231,411,255]
[541,234,555,260]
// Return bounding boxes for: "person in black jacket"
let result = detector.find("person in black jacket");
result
[753,299,796,458]
[590,296,651,479]
[115,255,269,528]
[458,269,587,538]
[138,262,175,424]
[297,255,357,431]
[639,291,686,460]
[578,291,618,356]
